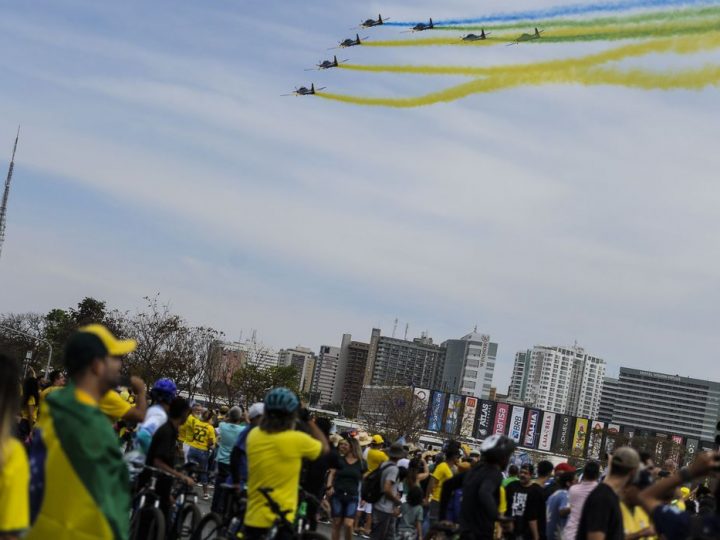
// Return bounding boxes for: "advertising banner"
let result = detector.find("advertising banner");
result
[538,412,556,452]
[552,414,573,455]
[587,420,605,459]
[508,406,525,443]
[493,403,510,436]
[460,396,479,438]
[571,418,589,457]
[427,390,446,432]
[684,439,699,466]
[523,409,541,449]
[654,433,668,464]
[445,394,464,434]
[413,387,430,417]
[475,400,496,439]
[670,435,683,464]
[604,423,621,455]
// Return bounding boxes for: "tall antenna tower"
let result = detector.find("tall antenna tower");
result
[0,126,20,261]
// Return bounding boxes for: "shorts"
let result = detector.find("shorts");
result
[331,493,359,519]
[358,500,373,514]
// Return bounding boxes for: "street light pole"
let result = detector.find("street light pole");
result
[0,324,53,378]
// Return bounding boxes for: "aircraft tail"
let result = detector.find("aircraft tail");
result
[481,29,485,38]
[356,33,360,43]
[311,83,315,93]
[535,27,540,36]
[333,55,338,66]
[379,14,383,23]
[429,18,433,27]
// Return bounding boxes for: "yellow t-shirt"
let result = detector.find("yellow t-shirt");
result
[366,448,389,474]
[245,429,322,528]
[179,415,197,443]
[430,461,454,502]
[0,438,30,534]
[39,385,62,404]
[21,395,38,423]
[99,390,132,421]
[187,420,217,451]
[621,502,656,540]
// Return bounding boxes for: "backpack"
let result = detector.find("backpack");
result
[362,462,396,504]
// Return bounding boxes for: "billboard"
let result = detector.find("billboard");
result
[538,412,556,451]
[493,403,510,436]
[509,406,526,443]
[523,409,541,449]
[475,400,496,439]
[604,423,621,455]
[670,435,683,465]
[460,397,479,438]
[445,394,464,434]
[427,390,446,432]
[684,438,699,465]
[571,418,589,457]
[587,420,605,459]
[552,414,573,455]
[654,434,668,464]
[413,387,431,417]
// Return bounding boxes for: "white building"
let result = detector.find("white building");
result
[439,331,497,399]
[509,344,606,419]
[278,346,316,394]
[311,345,342,406]
[223,338,279,371]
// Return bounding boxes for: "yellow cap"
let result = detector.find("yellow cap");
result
[372,434,384,444]
[680,487,691,498]
[79,324,137,356]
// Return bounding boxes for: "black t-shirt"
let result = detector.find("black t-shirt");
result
[505,482,545,540]
[459,464,504,540]
[303,447,341,497]
[576,483,623,540]
[333,456,365,496]
[140,421,179,506]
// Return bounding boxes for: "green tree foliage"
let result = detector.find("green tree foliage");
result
[231,364,300,410]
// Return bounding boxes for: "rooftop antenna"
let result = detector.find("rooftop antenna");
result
[392,317,398,338]
[404,323,409,340]
[0,126,20,261]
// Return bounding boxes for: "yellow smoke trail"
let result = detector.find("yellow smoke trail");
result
[318,65,720,107]
[319,34,720,107]
[363,16,720,47]
[339,33,720,77]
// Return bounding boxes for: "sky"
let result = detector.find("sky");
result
[1,0,719,392]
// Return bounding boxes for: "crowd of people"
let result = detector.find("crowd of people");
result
[1,323,720,540]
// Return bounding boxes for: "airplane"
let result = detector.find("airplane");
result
[508,27,543,45]
[305,55,348,71]
[331,33,367,49]
[461,29,489,41]
[360,14,388,28]
[281,83,325,96]
[411,18,434,31]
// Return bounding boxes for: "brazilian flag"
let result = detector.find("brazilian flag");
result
[28,384,130,540]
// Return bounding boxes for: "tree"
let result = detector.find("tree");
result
[231,364,301,410]
[359,386,427,443]
[0,312,48,373]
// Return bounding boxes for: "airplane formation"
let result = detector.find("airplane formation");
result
[284,14,544,96]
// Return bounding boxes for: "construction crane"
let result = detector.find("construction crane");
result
[0,126,20,261]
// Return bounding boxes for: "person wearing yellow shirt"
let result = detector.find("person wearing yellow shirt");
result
[245,387,329,539]
[39,370,66,403]
[425,446,460,527]
[1,355,30,539]
[187,410,217,500]
[357,435,388,537]
[18,374,40,441]
[180,403,203,461]
[622,481,657,540]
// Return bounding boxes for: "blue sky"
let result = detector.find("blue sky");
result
[1,0,720,390]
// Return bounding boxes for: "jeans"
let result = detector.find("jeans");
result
[371,509,396,540]
[211,462,231,513]
[331,492,359,519]
[187,447,210,484]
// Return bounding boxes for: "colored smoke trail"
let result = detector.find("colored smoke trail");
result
[433,5,720,32]
[341,33,720,77]
[321,34,720,107]
[385,0,719,26]
[364,17,720,47]
[318,64,720,107]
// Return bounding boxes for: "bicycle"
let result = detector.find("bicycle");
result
[256,487,328,540]
[190,484,246,540]
[170,462,202,540]
[130,465,172,540]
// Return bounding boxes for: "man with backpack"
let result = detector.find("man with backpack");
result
[363,442,406,540]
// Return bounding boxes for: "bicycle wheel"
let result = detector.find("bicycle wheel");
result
[190,512,224,540]
[130,506,166,540]
[175,502,202,539]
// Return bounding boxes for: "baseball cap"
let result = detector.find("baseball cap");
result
[611,446,640,469]
[372,434,384,444]
[555,463,577,474]
[79,324,137,356]
[65,324,136,376]
[248,402,265,420]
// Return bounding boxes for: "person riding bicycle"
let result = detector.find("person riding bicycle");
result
[458,434,516,540]
[134,378,178,454]
[243,387,329,540]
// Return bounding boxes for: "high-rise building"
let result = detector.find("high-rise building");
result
[222,338,278,370]
[508,344,606,418]
[363,328,444,390]
[340,338,369,418]
[597,376,621,423]
[278,346,316,394]
[604,368,720,441]
[311,345,341,406]
[439,331,497,399]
